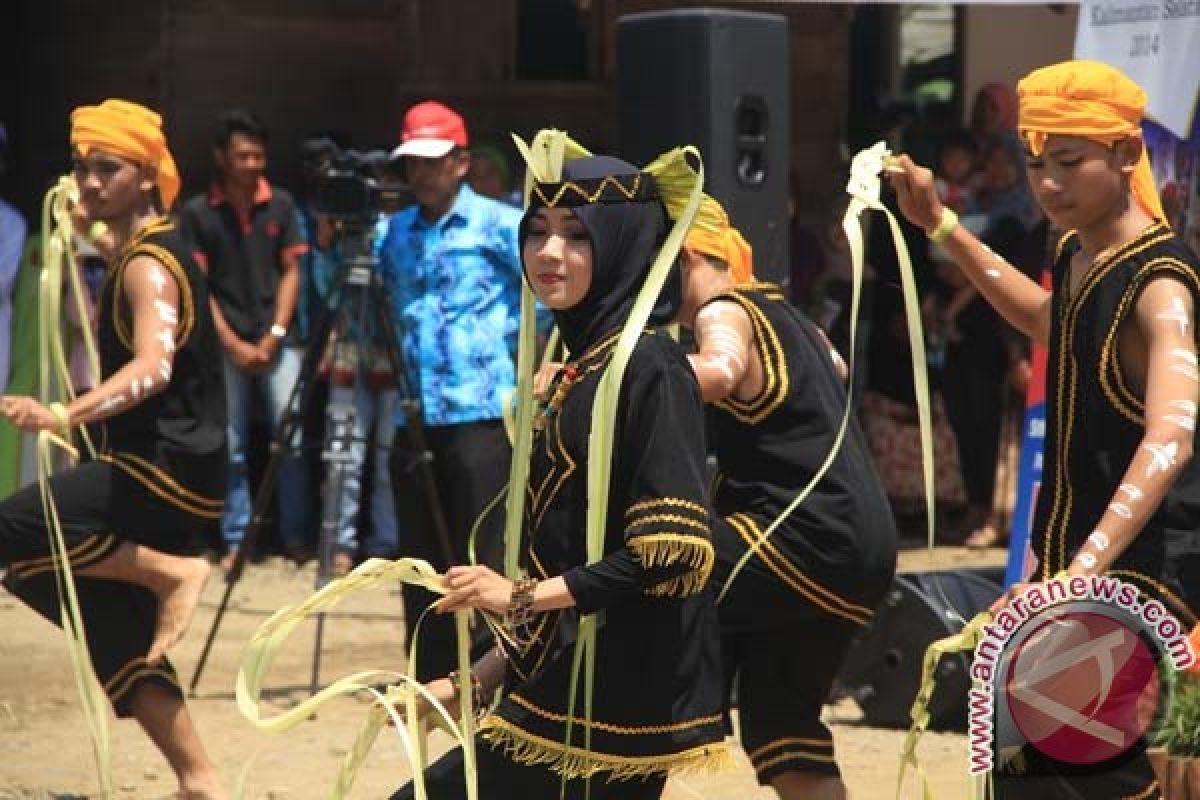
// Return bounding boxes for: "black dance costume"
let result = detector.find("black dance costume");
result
[0,217,225,715]
[706,282,897,783]
[393,156,726,800]
[996,224,1200,799]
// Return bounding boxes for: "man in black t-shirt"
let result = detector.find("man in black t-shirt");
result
[179,110,310,565]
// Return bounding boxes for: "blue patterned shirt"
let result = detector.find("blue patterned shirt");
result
[379,185,526,427]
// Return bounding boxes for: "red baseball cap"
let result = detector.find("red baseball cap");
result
[392,101,468,159]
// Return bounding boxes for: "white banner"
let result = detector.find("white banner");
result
[1074,0,1200,139]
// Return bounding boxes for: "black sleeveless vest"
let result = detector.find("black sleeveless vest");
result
[1032,223,1200,623]
[706,283,897,603]
[97,217,227,511]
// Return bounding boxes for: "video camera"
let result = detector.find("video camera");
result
[308,143,405,222]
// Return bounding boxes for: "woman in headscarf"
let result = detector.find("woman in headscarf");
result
[391,151,727,799]
[970,81,1020,156]
[938,131,1044,548]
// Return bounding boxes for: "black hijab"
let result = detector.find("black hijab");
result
[519,155,681,355]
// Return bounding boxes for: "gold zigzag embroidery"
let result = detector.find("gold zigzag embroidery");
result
[533,174,642,208]
[625,496,708,519]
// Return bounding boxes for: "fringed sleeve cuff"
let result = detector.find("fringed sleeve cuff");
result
[625,497,714,598]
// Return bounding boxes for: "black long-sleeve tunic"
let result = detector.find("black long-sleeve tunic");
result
[482,330,727,780]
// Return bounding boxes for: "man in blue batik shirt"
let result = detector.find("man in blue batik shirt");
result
[378,101,525,679]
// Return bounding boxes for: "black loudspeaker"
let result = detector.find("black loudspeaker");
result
[834,568,1004,731]
[617,9,790,285]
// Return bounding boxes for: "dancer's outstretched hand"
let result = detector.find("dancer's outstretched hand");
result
[384,675,461,728]
[884,154,944,233]
[989,581,1035,615]
[437,565,513,615]
[0,395,58,433]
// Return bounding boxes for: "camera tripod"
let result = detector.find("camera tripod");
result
[188,217,453,696]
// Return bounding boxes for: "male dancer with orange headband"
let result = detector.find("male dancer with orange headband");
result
[0,99,226,798]
[676,196,897,800]
[889,60,1198,798]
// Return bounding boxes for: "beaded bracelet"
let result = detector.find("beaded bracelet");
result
[447,668,488,718]
[505,576,538,643]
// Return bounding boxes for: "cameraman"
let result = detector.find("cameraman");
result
[379,101,525,680]
[297,139,401,576]
[179,110,310,567]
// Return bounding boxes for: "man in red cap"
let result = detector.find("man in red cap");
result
[379,100,530,680]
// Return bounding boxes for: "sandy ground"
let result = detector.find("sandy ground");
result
[0,545,1006,799]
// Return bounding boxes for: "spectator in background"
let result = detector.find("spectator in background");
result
[296,137,401,575]
[379,100,525,680]
[934,129,978,215]
[179,110,310,567]
[468,143,521,207]
[938,136,1042,340]
[934,134,1043,546]
[0,124,26,397]
[969,82,1019,159]
[0,237,39,498]
[294,135,342,354]
[976,136,1042,240]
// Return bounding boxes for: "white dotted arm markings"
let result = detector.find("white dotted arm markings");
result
[1074,278,1197,575]
[62,255,181,426]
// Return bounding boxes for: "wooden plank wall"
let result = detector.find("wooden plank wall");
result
[1,0,849,224]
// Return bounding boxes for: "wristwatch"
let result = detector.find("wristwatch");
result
[269,323,288,339]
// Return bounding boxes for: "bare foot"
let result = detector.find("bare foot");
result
[176,787,227,800]
[965,523,1005,549]
[218,547,238,572]
[147,557,211,664]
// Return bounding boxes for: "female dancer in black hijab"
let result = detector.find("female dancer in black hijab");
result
[391,152,726,799]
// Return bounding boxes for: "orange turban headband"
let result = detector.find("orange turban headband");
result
[1188,624,1200,676]
[1017,60,1165,223]
[685,194,754,285]
[70,99,181,210]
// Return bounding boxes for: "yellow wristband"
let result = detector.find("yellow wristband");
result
[48,402,71,437]
[928,207,959,244]
[86,220,108,244]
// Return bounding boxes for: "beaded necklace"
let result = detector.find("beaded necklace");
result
[533,364,580,432]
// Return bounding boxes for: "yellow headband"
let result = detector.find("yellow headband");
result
[685,194,754,284]
[70,99,181,210]
[1017,60,1164,223]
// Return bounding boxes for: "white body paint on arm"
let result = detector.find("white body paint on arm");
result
[687,300,755,403]
[1069,278,1197,577]
[63,254,183,427]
